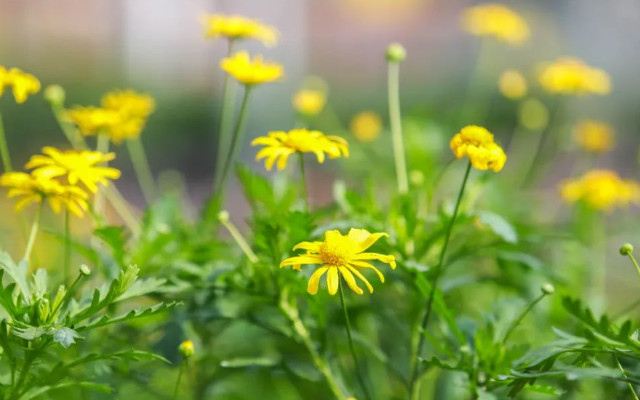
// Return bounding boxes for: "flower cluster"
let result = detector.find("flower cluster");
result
[251,129,349,171]
[572,120,615,153]
[450,125,507,172]
[220,51,283,86]
[560,170,640,211]
[201,14,278,46]
[0,147,120,216]
[461,4,530,45]
[281,229,396,295]
[0,65,41,103]
[350,111,382,142]
[538,57,610,95]
[293,89,326,117]
[65,89,155,144]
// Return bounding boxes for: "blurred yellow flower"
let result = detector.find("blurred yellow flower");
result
[560,170,640,211]
[461,4,530,45]
[65,106,144,144]
[573,120,615,153]
[178,339,195,358]
[539,58,610,96]
[280,228,396,295]
[450,125,507,172]
[518,98,549,131]
[102,89,155,119]
[0,66,41,104]
[0,172,89,216]
[26,147,121,193]
[293,90,326,117]
[201,14,278,46]
[498,69,527,100]
[350,111,382,142]
[251,129,349,171]
[220,51,284,86]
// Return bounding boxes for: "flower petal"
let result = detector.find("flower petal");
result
[280,255,322,269]
[352,252,396,269]
[327,267,339,295]
[338,266,363,295]
[349,260,386,283]
[307,266,328,295]
[345,264,374,293]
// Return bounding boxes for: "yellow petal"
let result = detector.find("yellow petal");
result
[345,264,374,293]
[280,255,322,268]
[338,266,363,295]
[307,266,329,295]
[349,260,386,283]
[327,266,339,295]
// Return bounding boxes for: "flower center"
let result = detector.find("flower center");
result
[318,242,350,267]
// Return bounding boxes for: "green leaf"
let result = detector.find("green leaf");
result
[94,226,128,267]
[220,356,281,368]
[76,301,181,331]
[0,250,31,303]
[476,211,518,244]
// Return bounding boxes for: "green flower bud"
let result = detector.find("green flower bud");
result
[386,43,406,63]
[179,339,195,358]
[218,210,230,222]
[44,84,65,107]
[620,243,634,256]
[541,283,555,295]
[36,298,50,324]
[79,265,91,277]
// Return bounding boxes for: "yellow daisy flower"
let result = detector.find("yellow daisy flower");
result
[64,106,144,144]
[450,125,507,172]
[281,228,396,295]
[293,89,326,117]
[201,14,278,46]
[220,51,284,86]
[101,89,155,119]
[251,129,349,171]
[538,57,610,96]
[0,66,41,104]
[498,69,527,100]
[560,170,640,212]
[25,147,121,193]
[0,172,89,216]
[350,111,383,142]
[461,4,530,45]
[573,120,615,153]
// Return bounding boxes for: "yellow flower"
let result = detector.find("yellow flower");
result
[573,120,615,153]
[350,111,382,142]
[0,66,41,104]
[101,89,155,119]
[498,69,527,100]
[280,228,396,295]
[251,129,349,171]
[518,98,549,131]
[538,57,610,96]
[201,14,278,46]
[220,51,284,86]
[560,170,640,211]
[64,106,144,144]
[25,147,121,193]
[461,4,529,45]
[450,125,507,172]
[0,172,88,216]
[178,339,195,358]
[293,90,326,117]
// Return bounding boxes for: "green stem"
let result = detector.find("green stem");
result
[214,39,237,190]
[64,209,71,286]
[23,203,43,263]
[503,292,547,343]
[94,134,110,224]
[339,280,372,400]
[387,61,408,194]
[172,360,186,400]
[218,85,252,195]
[0,111,12,172]
[625,253,640,282]
[299,153,310,211]
[104,186,141,236]
[127,137,157,204]
[616,356,640,400]
[51,105,87,150]
[410,160,472,396]
[13,351,35,398]
[219,213,258,263]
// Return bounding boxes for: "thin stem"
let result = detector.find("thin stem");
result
[503,292,547,343]
[339,279,372,400]
[299,153,310,211]
[51,105,88,150]
[127,137,157,204]
[410,160,472,395]
[64,209,71,286]
[0,111,12,172]
[218,212,258,263]
[94,134,110,224]
[104,186,141,236]
[616,356,640,400]
[172,360,186,400]
[218,85,252,195]
[625,253,640,282]
[214,39,238,190]
[387,61,409,194]
[23,203,43,263]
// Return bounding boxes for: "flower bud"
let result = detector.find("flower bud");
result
[179,339,195,358]
[44,84,65,107]
[541,283,555,295]
[620,243,634,256]
[36,298,50,324]
[79,265,91,277]
[218,210,230,222]
[386,43,406,63]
